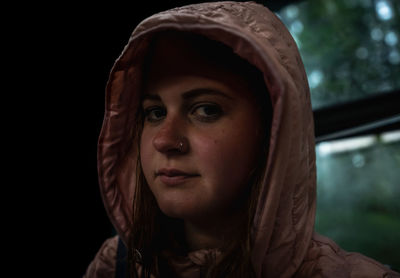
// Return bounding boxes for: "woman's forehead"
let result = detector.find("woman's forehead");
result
[142,31,268,109]
[144,32,253,90]
[147,33,225,76]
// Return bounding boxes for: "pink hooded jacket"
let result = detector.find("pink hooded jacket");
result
[84,1,399,277]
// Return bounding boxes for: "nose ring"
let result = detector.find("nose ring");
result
[178,142,184,152]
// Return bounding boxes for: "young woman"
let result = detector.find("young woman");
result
[85,2,399,277]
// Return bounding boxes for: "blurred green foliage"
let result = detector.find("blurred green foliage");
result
[278,0,400,108]
[315,139,400,270]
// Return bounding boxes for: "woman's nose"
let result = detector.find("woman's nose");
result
[152,117,189,154]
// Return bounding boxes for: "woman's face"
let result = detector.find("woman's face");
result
[140,35,264,223]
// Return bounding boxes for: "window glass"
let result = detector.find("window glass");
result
[277,0,400,109]
[277,1,400,269]
[315,131,400,270]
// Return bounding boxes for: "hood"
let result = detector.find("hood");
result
[97,1,316,277]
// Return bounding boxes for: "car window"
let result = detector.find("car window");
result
[315,131,400,269]
[277,0,400,270]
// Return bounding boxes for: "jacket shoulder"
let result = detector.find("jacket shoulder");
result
[83,235,119,278]
[344,251,400,278]
[296,233,400,278]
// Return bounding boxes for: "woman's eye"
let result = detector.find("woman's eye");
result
[143,107,166,122]
[143,104,222,123]
[192,104,222,121]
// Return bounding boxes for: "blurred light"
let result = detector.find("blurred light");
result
[356,47,369,59]
[317,135,377,156]
[285,5,299,19]
[384,31,398,46]
[290,20,304,34]
[371,27,384,41]
[308,70,324,89]
[378,82,393,91]
[388,50,400,65]
[381,130,400,143]
[375,0,393,21]
[352,153,366,168]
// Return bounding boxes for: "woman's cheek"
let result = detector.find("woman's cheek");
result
[192,128,238,176]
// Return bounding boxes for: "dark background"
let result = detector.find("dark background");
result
[33,1,301,277]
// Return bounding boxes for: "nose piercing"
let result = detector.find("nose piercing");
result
[178,142,184,152]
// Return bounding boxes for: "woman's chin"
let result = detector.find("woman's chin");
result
[157,199,206,220]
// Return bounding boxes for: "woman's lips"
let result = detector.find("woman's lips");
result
[159,174,199,186]
[156,168,199,186]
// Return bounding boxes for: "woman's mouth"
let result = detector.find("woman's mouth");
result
[156,168,199,186]
[159,174,199,186]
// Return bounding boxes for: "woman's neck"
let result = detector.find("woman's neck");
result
[183,209,246,251]
[184,221,223,251]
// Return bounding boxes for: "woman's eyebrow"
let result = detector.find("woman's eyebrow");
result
[142,88,234,103]
[182,88,234,101]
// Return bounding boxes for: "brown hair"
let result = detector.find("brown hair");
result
[127,31,272,278]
